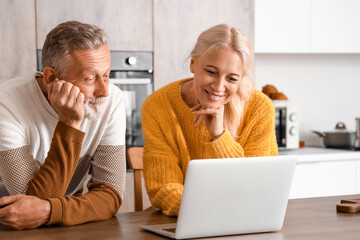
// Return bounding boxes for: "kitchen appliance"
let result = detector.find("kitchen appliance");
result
[109,51,153,148]
[273,101,299,150]
[313,122,356,149]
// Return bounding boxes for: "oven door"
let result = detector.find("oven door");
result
[110,78,152,147]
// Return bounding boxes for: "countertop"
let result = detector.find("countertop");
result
[1,195,360,240]
[279,146,360,163]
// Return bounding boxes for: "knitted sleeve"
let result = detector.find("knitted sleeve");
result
[26,121,85,197]
[47,182,121,226]
[28,127,124,226]
[45,144,125,226]
[142,99,184,216]
[0,121,123,225]
[0,121,84,197]
[90,145,126,199]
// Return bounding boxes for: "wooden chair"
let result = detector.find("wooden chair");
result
[127,147,155,211]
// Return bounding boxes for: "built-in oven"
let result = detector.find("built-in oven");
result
[109,51,153,148]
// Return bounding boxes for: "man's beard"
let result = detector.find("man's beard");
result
[83,97,107,120]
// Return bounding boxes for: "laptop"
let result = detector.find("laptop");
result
[140,155,297,239]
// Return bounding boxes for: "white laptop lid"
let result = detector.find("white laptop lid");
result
[175,155,297,239]
[141,155,297,239]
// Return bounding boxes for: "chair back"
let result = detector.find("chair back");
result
[127,147,145,211]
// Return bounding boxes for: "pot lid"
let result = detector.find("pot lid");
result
[326,122,354,133]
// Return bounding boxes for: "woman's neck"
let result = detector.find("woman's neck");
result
[180,79,197,108]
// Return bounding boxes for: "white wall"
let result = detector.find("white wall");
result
[254,54,360,146]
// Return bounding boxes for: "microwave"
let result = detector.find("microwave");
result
[273,101,299,150]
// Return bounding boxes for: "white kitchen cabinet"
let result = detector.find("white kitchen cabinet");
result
[36,0,153,51]
[280,147,360,199]
[255,0,310,53]
[310,0,360,53]
[356,161,360,193]
[255,0,360,53]
[290,160,357,199]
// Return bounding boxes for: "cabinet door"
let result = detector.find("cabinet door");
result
[255,0,310,53]
[310,0,360,53]
[357,161,360,193]
[36,0,152,51]
[0,0,36,80]
[289,160,357,199]
[153,0,254,89]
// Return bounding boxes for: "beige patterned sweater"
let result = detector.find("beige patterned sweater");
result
[142,78,278,216]
[0,74,126,226]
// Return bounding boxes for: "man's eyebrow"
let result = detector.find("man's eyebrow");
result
[77,69,88,79]
[78,67,112,78]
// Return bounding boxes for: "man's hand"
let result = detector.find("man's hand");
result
[47,79,85,129]
[191,103,225,140]
[0,195,51,230]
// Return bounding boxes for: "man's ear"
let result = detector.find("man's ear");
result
[42,66,57,84]
[190,57,196,74]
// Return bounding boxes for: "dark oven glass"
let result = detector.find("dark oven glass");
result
[275,107,286,148]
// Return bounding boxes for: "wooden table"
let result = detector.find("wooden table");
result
[1,195,360,240]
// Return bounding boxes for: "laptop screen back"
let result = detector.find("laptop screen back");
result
[175,155,297,239]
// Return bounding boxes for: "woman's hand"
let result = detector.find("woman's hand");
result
[191,104,225,140]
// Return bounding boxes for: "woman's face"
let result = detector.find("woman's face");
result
[190,47,244,108]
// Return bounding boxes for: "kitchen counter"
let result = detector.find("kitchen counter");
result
[279,146,360,163]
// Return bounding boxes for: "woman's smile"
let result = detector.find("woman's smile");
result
[204,89,225,101]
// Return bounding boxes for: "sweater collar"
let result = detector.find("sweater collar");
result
[33,73,59,119]
[173,78,195,117]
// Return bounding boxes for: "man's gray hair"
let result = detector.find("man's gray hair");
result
[42,21,108,78]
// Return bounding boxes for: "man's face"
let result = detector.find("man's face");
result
[60,45,111,119]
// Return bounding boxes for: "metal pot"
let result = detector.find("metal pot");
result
[313,122,356,148]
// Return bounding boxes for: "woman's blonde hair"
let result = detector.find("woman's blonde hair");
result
[190,24,254,139]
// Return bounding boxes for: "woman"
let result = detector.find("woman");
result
[141,24,278,216]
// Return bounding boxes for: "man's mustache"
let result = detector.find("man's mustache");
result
[84,97,107,104]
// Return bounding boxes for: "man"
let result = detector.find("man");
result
[0,21,126,229]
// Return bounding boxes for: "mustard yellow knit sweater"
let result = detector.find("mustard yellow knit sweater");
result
[142,78,278,216]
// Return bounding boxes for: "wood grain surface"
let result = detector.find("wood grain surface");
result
[1,195,360,240]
